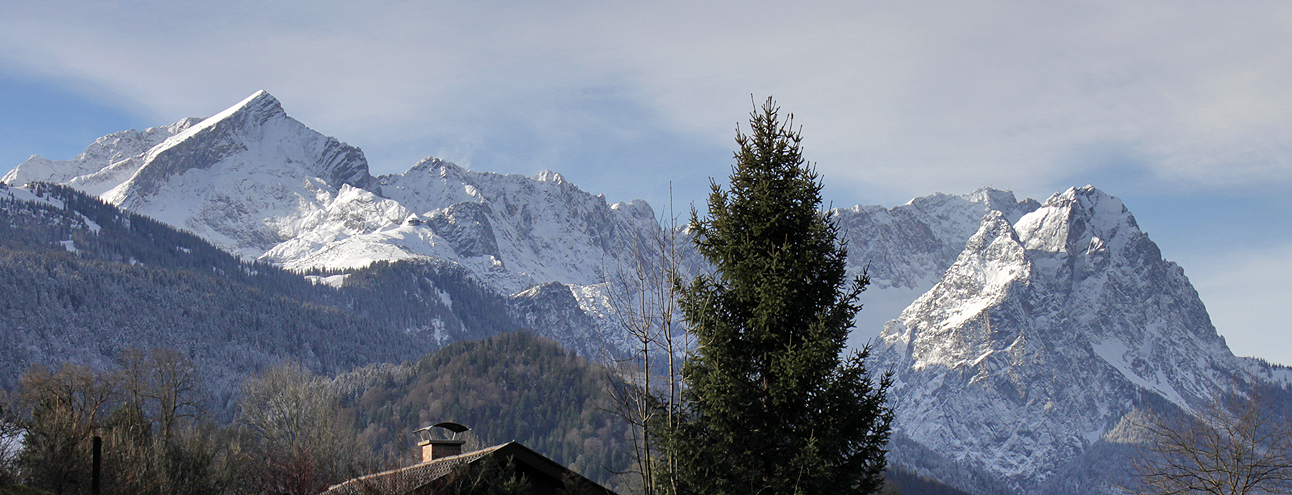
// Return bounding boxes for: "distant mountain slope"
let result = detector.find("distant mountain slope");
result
[833,188,1039,291]
[0,183,423,405]
[0,183,606,409]
[3,117,202,188]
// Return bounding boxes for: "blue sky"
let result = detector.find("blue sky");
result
[3,1,1291,364]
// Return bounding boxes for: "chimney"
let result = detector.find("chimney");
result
[419,438,466,462]
[414,422,472,463]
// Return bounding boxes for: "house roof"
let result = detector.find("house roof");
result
[323,441,618,495]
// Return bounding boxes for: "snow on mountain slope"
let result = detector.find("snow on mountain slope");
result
[2,91,377,259]
[265,157,658,294]
[833,188,1040,290]
[1,91,667,358]
[1,182,103,234]
[833,188,1040,344]
[875,186,1257,493]
[1,91,657,297]
[383,159,658,289]
[3,117,202,192]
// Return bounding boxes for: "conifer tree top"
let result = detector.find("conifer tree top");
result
[666,97,892,495]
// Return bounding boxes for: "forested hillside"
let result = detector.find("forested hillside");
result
[0,183,597,413]
[0,331,633,494]
[334,332,631,489]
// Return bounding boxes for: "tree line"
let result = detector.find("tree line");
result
[0,347,368,494]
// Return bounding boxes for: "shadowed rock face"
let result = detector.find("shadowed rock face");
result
[427,201,501,259]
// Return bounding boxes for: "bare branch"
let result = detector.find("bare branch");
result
[1127,385,1292,495]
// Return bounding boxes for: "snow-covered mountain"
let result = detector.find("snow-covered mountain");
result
[874,186,1292,494]
[263,157,657,294]
[1,91,1032,323]
[8,91,1286,494]
[2,92,661,358]
[6,91,379,261]
[832,188,1042,342]
[3,92,655,293]
[833,188,1039,291]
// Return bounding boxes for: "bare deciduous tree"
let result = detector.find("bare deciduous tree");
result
[1129,387,1292,495]
[0,391,23,486]
[241,362,365,495]
[9,351,239,494]
[15,363,118,493]
[116,348,201,448]
[603,190,692,495]
[147,348,200,447]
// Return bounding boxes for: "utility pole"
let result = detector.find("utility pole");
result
[91,436,101,495]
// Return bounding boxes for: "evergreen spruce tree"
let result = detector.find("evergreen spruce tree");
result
[665,98,893,495]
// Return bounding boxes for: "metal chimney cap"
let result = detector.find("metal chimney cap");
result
[432,421,471,433]
[414,421,472,442]
[414,422,470,434]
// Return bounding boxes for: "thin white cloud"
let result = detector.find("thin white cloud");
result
[3,0,1291,365]
[2,0,1291,200]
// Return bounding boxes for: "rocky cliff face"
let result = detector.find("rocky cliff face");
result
[833,188,1039,290]
[874,186,1291,494]
[262,156,658,295]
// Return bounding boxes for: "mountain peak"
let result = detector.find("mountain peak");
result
[167,90,285,143]
[405,156,465,177]
[964,185,1016,201]
[1016,185,1139,256]
[1043,185,1132,226]
[109,89,352,204]
[231,90,279,115]
[1,91,375,257]
[532,170,566,184]
[1044,184,1115,207]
